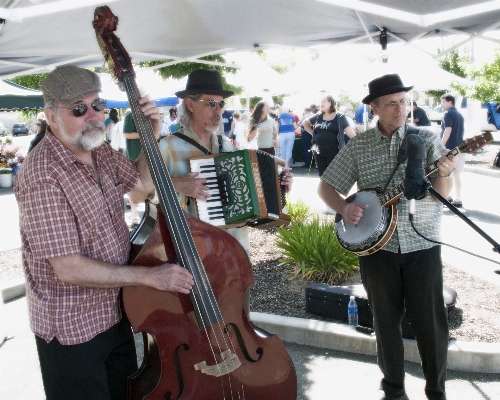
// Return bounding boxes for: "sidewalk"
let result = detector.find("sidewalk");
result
[1,165,500,399]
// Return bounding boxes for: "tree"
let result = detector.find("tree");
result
[137,55,242,96]
[10,73,47,90]
[456,51,500,103]
[426,49,469,101]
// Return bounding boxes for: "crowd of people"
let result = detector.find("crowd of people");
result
[14,65,461,400]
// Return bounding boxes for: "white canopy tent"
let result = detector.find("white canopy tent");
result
[1,0,500,81]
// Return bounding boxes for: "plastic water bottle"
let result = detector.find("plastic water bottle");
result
[348,296,358,326]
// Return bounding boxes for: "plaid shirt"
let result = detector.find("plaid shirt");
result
[161,126,249,250]
[321,125,446,254]
[14,129,139,345]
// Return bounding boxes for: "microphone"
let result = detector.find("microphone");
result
[403,135,431,219]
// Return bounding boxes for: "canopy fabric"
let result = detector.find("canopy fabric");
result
[0,80,44,110]
[1,0,500,80]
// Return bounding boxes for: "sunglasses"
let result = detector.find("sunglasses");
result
[57,98,107,117]
[198,99,225,109]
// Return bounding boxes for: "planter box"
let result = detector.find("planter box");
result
[0,171,13,187]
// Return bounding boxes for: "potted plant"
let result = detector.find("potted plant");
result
[0,144,23,187]
[0,163,13,187]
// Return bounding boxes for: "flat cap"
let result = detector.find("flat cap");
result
[41,65,101,104]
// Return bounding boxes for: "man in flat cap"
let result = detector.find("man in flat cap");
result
[14,65,193,400]
[160,69,293,315]
[318,74,456,400]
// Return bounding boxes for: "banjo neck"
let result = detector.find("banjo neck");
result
[378,132,493,207]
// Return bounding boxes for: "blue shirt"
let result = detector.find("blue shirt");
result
[222,110,233,133]
[411,107,431,126]
[440,107,464,149]
[278,113,295,133]
[355,104,373,123]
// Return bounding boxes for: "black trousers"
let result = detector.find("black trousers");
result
[35,318,137,400]
[359,246,448,400]
[314,147,337,177]
[301,131,313,168]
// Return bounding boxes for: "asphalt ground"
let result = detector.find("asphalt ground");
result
[1,143,500,399]
[1,297,500,400]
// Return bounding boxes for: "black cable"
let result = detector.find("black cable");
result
[409,214,500,266]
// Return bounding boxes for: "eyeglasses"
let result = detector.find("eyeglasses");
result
[198,99,225,109]
[381,99,406,110]
[57,98,107,117]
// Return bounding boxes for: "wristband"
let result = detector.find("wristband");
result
[437,168,455,178]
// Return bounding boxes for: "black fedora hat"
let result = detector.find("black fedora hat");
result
[362,73,413,104]
[175,69,234,99]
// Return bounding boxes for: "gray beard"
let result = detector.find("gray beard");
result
[57,115,105,151]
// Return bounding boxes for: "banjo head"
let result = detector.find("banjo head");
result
[336,191,385,245]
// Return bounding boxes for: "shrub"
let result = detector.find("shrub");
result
[275,215,359,284]
[285,197,311,224]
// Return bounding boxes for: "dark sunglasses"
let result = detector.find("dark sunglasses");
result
[198,99,225,109]
[57,98,107,117]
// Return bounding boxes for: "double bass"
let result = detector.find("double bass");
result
[93,7,297,400]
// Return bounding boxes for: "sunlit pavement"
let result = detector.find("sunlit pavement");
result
[1,136,499,399]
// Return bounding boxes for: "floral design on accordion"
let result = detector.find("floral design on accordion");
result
[217,154,258,220]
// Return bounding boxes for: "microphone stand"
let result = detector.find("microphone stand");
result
[425,183,500,256]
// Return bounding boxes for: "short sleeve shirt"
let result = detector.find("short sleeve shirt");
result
[308,113,349,154]
[161,126,250,251]
[256,117,276,148]
[278,113,295,133]
[14,129,139,344]
[440,107,464,149]
[123,110,142,161]
[412,107,431,126]
[321,125,446,254]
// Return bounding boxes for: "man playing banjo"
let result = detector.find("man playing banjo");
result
[318,74,457,400]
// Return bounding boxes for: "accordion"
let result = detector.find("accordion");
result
[188,149,291,229]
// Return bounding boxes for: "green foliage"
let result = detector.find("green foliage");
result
[10,74,47,90]
[426,49,469,101]
[462,51,500,103]
[285,198,311,225]
[438,49,468,78]
[275,216,359,284]
[137,55,243,96]
[272,95,285,107]
[256,49,296,75]
[426,89,447,101]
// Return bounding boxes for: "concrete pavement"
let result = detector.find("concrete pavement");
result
[1,152,500,399]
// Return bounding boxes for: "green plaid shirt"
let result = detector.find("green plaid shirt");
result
[321,125,446,254]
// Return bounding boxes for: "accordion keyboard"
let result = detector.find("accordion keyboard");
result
[189,158,227,226]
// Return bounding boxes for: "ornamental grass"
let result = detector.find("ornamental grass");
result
[275,215,359,285]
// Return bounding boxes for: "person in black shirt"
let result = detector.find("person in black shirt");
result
[28,119,47,153]
[408,101,431,126]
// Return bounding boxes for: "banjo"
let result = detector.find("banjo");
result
[335,132,493,256]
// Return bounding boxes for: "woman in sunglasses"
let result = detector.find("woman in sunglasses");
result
[27,119,47,153]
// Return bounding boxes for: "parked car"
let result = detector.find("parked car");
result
[12,123,30,136]
[416,105,444,123]
[0,122,6,136]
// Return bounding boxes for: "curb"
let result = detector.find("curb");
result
[250,312,500,374]
[1,277,25,303]
[2,281,499,374]
[464,165,500,178]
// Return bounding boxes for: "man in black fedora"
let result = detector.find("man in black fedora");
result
[318,73,457,399]
[159,69,293,314]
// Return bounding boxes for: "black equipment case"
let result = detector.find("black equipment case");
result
[305,283,457,339]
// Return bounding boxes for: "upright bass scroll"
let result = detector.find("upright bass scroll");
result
[93,6,297,399]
